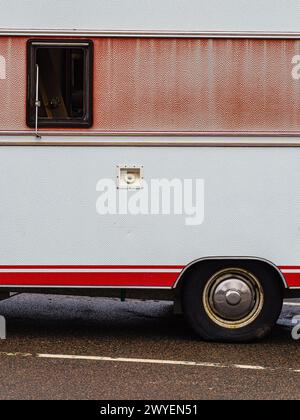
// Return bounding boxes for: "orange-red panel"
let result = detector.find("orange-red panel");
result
[1,37,300,134]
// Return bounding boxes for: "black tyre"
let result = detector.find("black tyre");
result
[182,261,283,342]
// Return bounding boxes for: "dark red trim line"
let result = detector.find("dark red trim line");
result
[279,266,300,288]
[0,265,185,270]
[283,275,300,288]
[0,265,298,288]
[0,272,179,287]
[279,266,300,269]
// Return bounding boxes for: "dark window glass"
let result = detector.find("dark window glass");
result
[27,41,93,128]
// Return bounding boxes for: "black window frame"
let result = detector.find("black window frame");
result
[27,39,93,129]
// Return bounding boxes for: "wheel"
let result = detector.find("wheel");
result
[182,261,283,342]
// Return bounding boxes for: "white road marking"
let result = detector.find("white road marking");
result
[233,364,266,370]
[0,351,299,373]
[37,353,227,368]
[283,302,300,307]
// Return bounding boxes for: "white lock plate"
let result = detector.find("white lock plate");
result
[117,165,144,189]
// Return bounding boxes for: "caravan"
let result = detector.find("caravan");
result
[0,1,300,342]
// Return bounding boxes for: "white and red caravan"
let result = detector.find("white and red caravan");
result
[0,0,300,341]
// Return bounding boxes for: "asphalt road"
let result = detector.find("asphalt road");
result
[0,294,299,400]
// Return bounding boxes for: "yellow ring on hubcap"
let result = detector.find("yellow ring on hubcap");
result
[203,268,264,329]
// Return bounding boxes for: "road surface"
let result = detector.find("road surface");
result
[0,294,299,400]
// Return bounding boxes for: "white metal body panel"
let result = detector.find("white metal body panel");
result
[0,0,299,32]
[0,145,298,267]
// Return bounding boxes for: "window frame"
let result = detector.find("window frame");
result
[26,39,93,129]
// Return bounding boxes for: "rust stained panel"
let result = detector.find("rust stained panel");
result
[94,38,300,133]
[1,37,300,133]
[0,37,26,131]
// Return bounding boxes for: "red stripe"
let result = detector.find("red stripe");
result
[281,273,300,288]
[0,265,298,288]
[0,265,184,270]
[0,272,179,287]
[278,267,300,288]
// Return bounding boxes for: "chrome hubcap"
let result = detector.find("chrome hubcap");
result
[203,268,264,329]
[212,278,255,321]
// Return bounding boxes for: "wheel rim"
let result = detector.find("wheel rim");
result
[203,268,264,329]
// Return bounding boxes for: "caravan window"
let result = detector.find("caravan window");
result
[27,40,93,128]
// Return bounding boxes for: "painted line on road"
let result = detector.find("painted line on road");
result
[38,353,228,369]
[0,351,299,374]
[283,302,300,307]
[233,364,266,370]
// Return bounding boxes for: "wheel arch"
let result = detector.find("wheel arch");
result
[174,256,287,292]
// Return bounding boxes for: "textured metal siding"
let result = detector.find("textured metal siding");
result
[1,37,300,133]
[94,38,300,133]
[0,37,27,131]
